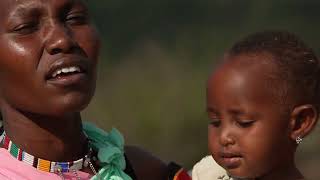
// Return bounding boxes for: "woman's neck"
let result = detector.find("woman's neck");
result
[1,106,88,162]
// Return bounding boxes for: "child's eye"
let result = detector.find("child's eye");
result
[65,12,88,25]
[209,119,221,127]
[236,120,255,128]
[12,22,38,35]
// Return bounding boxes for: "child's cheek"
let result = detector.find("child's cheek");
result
[208,126,219,153]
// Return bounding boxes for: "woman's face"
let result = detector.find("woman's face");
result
[0,0,100,116]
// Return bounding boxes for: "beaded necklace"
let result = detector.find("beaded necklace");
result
[0,122,132,180]
[0,132,99,179]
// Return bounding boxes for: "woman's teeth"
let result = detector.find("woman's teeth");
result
[52,66,81,78]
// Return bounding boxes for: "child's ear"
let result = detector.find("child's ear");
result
[289,104,319,142]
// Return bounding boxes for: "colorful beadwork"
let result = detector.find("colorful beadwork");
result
[173,169,191,180]
[0,132,88,173]
[167,162,192,180]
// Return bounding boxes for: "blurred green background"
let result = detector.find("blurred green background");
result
[82,0,320,179]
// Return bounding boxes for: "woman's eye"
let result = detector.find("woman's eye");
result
[66,12,88,25]
[13,22,38,34]
[236,120,255,128]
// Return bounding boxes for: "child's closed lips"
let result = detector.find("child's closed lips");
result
[218,151,242,168]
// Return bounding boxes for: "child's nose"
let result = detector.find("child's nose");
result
[43,23,78,55]
[219,128,236,147]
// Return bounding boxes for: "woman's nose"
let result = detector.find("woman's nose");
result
[43,23,77,55]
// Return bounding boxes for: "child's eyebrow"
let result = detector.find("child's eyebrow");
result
[227,108,246,116]
[206,107,218,113]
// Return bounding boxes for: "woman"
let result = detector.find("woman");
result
[0,0,190,179]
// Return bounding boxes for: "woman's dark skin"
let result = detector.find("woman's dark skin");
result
[0,0,167,179]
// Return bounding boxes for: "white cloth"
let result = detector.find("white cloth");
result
[0,121,3,143]
[192,155,234,180]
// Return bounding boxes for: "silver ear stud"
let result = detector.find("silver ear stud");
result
[296,136,303,144]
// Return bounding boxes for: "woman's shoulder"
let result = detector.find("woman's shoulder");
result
[125,145,168,180]
[125,145,191,180]
[192,155,233,180]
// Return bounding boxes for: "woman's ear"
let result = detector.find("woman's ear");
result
[289,104,319,142]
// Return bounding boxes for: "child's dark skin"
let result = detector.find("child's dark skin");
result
[207,43,319,179]
[0,0,167,179]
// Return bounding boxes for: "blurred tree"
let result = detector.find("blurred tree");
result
[83,1,320,179]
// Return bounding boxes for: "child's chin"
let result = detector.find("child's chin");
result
[226,168,257,179]
[229,174,256,180]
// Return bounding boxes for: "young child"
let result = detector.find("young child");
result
[203,31,319,180]
[0,0,191,180]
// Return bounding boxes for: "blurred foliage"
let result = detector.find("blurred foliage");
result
[82,0,320,179]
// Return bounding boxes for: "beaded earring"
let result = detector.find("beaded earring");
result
[296,136,303,144]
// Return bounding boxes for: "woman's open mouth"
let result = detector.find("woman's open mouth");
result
[45,57,91,87]
[51,66,82,78]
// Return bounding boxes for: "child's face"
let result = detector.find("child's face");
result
[0,0,100,115]
[207,55,295,178]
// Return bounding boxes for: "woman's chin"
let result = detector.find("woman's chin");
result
[41,96,92,116]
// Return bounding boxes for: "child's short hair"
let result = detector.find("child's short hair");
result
[227,31,320,110]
